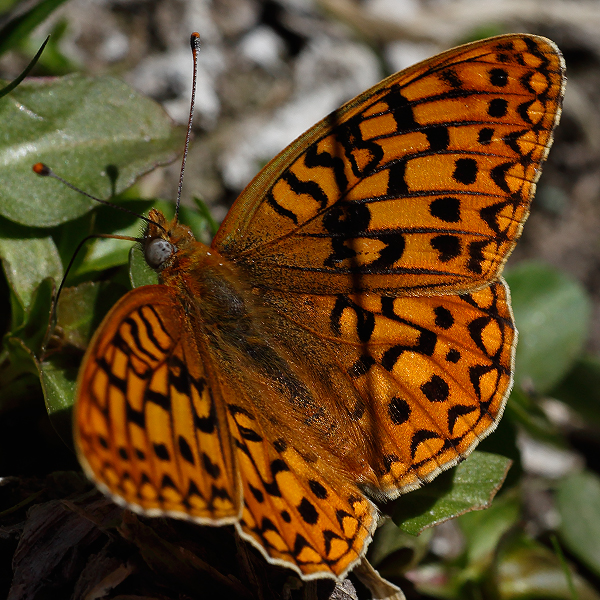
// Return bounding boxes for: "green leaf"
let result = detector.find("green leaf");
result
[56,281,126,349]
[0,217,62,314]
[458,491,520,575]
[551,355,600,428]
[506,262,591,394]
[130,245,159,288]
[556,470,600,578]
[0,36,49,99]
[493,531,600,600]
[3,277,54,372]
[39,354,76,417]
[38,353,77,448]
[36,279,127,426]
[392,451,511,536]
[0,75,182,227]
[74,200,155,276]
[0,0,68,56]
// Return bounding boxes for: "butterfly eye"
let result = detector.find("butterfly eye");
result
[145,237,174,269]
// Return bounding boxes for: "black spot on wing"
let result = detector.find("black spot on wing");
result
[387,160,409,197]
[478,128,494,145]
[421,375,450,403]
[348,354,376,378]
[249,483,264,503]
[330,295,375,342]
[388,397,410,425]
[309,480,328,499]
[304,141,348,196]
[453,158,478,185]
[297,497,319,525]
[202,452,221,479]
[447,404,478,435]
[434,306,454,329]
[489,68,509,87]
[411,429,441,459]
[153,443,170,461]
[430,197,460,223]
[439,69,462,88]
[178,436,195,464]
[490,163,512,193]
[385,86,418,130]
[446,349,461,363]
[488,98,509,118]
[266,190,298,225]
[368,232,406,271]
[430,234,461,262]
[426,126,450,152]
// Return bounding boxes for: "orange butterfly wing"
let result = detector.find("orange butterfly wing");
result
[74,34,565,581]
[214,35,564,296]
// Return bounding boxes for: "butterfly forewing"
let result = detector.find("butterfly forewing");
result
[75,285,240,522]
[214,35,564,296]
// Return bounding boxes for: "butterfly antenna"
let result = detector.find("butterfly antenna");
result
[175,32,200,222]
[41,230,143,355]
[32,163,167,233]
[32,163,163,355]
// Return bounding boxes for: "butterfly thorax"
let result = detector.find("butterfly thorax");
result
[143,210,247,319]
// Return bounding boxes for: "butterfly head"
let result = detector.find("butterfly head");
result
[143,208,196,271]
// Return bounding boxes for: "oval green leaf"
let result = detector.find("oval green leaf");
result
[392,451,511,536]
[0,217,62,312]
[0,74,182,227]
[556,470,600,578]
[506,261,591,394]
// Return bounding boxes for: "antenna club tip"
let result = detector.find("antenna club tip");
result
[190,32,201,50]
[33,162,51,176]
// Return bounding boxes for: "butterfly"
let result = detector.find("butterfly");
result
[73,34,565,581]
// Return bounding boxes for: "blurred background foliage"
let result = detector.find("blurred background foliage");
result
[1,0,600,598]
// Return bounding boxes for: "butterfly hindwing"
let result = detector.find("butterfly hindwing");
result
[226,395,377,579]
[171,272,380,578]
[261,279,515,496]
